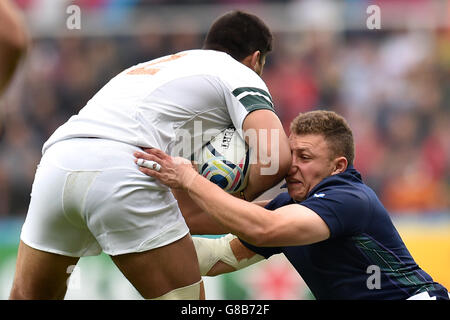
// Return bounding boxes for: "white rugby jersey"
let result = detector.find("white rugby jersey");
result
[43,50,275,158]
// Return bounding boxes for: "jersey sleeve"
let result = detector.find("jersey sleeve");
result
[239,239,282,259]
[219,64,276,132]
[301,186,372,239]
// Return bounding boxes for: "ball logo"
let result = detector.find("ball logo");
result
[221,127,235,149]
[198,126,250,193]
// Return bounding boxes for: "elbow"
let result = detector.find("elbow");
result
[242,224,276,247]
[8,28,29,57]
[0,36,28,93]
[1,26,29,71]
[2,13,29,58]
[5,2,29,54]
[278,154,291,180]
[0,3,29,93]
[278,143,292,178]
[262,140,291,181]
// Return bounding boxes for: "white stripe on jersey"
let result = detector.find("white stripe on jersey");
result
[235,91,274,105]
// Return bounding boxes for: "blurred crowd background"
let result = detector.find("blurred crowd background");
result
[0,0,449,218]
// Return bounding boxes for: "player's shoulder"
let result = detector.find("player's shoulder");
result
[119,49,234,78]
[179,49,242,72]
[191,50,269,90]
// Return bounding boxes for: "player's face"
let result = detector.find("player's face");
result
[286,133,337,202]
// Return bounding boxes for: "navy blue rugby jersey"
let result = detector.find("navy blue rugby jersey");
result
[241,166,449,300]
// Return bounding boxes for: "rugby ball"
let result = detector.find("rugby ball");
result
[196,126,250,193]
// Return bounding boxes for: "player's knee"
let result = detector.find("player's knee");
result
[9,280,67,300]
[8,284,24,300]
[151,279,204,300]
[9,273,31,300]
[9,283,44,300]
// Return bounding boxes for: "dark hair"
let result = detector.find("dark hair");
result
[203,10,273,62]
[290,110,355,166]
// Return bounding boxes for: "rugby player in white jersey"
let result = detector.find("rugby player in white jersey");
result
[9,11,291,299]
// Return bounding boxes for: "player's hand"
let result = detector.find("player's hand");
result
[134,148,198,190]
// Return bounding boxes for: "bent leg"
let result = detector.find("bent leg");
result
[9,241,80,300]
[110,234,203,299]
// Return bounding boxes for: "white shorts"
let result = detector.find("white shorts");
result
[21,138,189,257]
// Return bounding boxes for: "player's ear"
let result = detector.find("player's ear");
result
[331,156,348,175]
[241,51,261,73]
[250,50,261,70]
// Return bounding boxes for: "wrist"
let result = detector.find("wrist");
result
[182,168,199,194]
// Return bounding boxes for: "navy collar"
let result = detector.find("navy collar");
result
[280,165,360,202]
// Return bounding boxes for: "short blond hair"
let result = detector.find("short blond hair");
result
[290,110,355,166]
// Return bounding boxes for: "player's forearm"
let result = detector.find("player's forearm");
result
[171,188,230,234]
[253,199,271,207]
[134,149,275,243]
[187,174,273,245]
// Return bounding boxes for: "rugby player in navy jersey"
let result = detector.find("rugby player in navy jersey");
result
[135,110,449,300]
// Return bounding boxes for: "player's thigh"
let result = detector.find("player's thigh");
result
[10,241,79,300]
[110,233,202,299]
[86,167,191,255]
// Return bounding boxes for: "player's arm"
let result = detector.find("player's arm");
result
[0,0,28,94]
[134,150,330,247]
[171,188,229,235]
[240,109,291,201]
[193,234,265,276]
[185,183,330,247]
[252,199,271,207]
[172,188,272,235]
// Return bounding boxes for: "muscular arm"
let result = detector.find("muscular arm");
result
[241,109,291,201]
[172,188,271,235]
[186,174,330,246]
[135,150,330,247]
[0,0,28,95]
[171,188,229,235]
